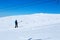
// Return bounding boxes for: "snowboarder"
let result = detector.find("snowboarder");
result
[15,20,18,28]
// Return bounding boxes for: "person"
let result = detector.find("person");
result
[15,20,18,28]
[28,38,32,40]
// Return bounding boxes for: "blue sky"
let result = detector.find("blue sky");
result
[0,0,60,17]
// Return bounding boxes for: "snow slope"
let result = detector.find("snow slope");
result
[0,13,60,40]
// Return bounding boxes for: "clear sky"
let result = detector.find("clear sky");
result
[0,0,60,17]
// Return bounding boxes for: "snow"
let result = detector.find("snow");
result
[0,13,60,40]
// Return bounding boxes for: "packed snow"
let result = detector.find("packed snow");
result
[0,13,60,40]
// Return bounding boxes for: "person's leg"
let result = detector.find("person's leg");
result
[15,25,16,28]
[15,25,18,28]
[16,25,18,28]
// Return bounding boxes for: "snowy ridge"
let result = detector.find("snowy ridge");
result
[0,13,60,40]
[0,13,60,28]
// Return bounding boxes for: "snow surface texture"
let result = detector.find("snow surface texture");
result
[0,13,60,40]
